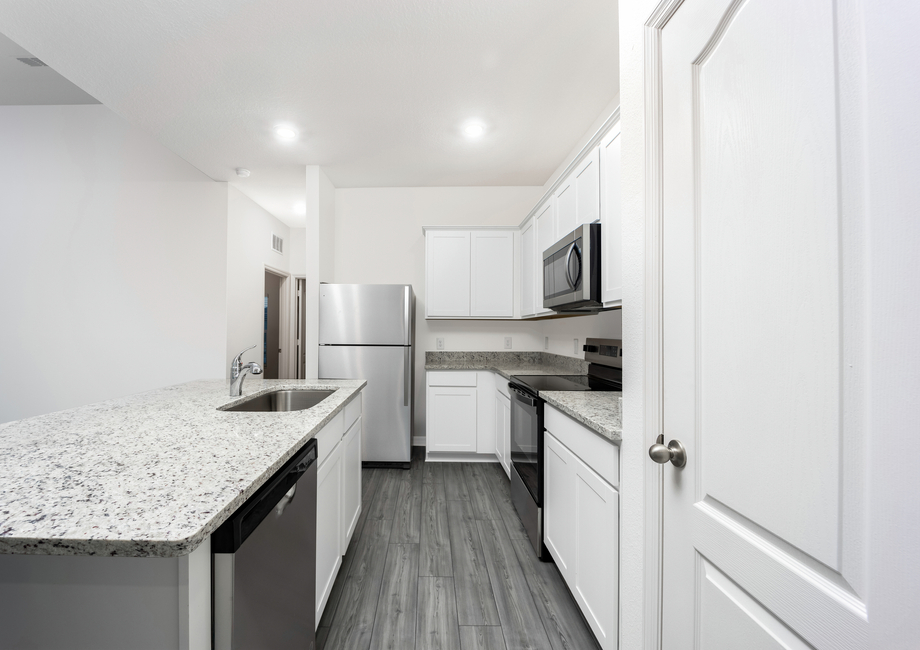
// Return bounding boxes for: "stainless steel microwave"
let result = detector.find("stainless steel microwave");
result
[543,223,602,312]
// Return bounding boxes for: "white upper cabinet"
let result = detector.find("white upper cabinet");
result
[574,146,601,228]
[470,231,514,317]
[554,178,576,240]
[600,123,622,306]
[534,200,555,316]
[426,230,471,317]
[520,219,535,318]
[425,228,514,319]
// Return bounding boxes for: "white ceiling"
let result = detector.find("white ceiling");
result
[0,1,618,225]
[0,32,99,105]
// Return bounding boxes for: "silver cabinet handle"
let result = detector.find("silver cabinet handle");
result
[564,243,581,289]
[648,434,687,468]
[404,347,411,406]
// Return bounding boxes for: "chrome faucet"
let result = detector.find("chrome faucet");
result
[230,345,263,397]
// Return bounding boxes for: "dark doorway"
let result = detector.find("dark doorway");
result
[263,270,283,379]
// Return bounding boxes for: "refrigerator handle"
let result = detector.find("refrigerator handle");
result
[403,286,410,345]
[404,346,411,407]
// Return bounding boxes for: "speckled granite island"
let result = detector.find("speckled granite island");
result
[426,351,622,443]
[0,378,364,650]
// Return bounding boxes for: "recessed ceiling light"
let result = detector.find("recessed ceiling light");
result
[235,168,251,177]
[463,122,485,138]
[294,202,306,215]
[273,125,298,141]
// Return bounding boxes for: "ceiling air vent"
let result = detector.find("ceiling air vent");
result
[17,57,47,67]
[271,234,284,255]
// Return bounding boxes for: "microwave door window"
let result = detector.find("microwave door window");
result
[544,257,554,301]
[552,249,570,296]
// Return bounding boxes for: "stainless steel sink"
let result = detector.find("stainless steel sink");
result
[221,389,335,412]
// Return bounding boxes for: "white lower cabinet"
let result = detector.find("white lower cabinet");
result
[427,385,478,453]
[341,415,362,548]
[316,391,363,625]
[315,437,342,621]
[495,389,511,478]
[544,406,619,650]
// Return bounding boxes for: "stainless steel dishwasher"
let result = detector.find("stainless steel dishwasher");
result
[212,438,317,650]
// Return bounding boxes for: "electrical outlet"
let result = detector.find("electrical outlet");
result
[574,338,579,354]
[544,336,549,350]
[436,338,444,350]
[504,336,512,350]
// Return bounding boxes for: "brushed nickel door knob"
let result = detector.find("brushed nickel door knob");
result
[648,434,687,468]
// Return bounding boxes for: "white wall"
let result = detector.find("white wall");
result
[0,104,228,424]
[226,185,292,377]
[318,169,336,284]
[288,228,306,277]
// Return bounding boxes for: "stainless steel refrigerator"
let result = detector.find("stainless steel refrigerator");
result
[318,284,414,468]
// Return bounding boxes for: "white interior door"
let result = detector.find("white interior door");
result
[657,0,870,647]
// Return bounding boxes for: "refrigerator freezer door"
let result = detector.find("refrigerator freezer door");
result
[319,284,412,346]
[319,345,412,464]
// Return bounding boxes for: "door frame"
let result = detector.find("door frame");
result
[264,264,292,379]
[640,2,685,648]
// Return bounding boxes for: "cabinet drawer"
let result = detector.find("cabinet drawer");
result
[544,405,618,488]
[344,392,362,431]
[316,410,344,468]
[427,371,477,387]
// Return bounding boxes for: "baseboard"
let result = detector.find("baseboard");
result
[412,436,426,447]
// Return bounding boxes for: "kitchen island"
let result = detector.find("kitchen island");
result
[0,378,364,649]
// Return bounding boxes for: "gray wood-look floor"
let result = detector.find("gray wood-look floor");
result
[317,448,601,650]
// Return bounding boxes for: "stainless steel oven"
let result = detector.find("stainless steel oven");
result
[508,382,546,559]
[543,222,602,312]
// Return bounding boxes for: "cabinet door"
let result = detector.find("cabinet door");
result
[534,200,555,316]
[521,219,535,317]
[543,432,577,582]
[600,124,622,306]
[574,146,601,227]
[493,391,505,466]
[341,416,362,550]
[500,392,511,478]
[476,371,496,453]
[470,231,514,317]
[316,439,343,621]
[555,178,576,240]
[426,230,471,317]
[573,456,618,650]
[427,386,477,452]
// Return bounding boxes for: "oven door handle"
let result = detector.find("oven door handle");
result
[509,385,537,406]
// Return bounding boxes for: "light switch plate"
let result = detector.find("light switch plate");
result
[504,336,512,349]
[574,338,579,354]
[544,336,549,350]
[436,338,444,350]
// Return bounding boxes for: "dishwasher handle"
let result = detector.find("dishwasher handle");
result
[211,438,317,554]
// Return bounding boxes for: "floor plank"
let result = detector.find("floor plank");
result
[479,464,528,540]
[459,626,507,650]
[366,469,401,522]
[390,476,422,543]
[369,543,420,650]
[420,481,453,576]
[417,577,462,650]
[477,519,552,650]
[443,463,471,501]
[447,499,501,626]
[424,459,445,484]
[510,538,602,650]
[324,520,393,650]
[463,463,503,520]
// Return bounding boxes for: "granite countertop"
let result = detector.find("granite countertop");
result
[0,378,365,558]
[425,351,622,444]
